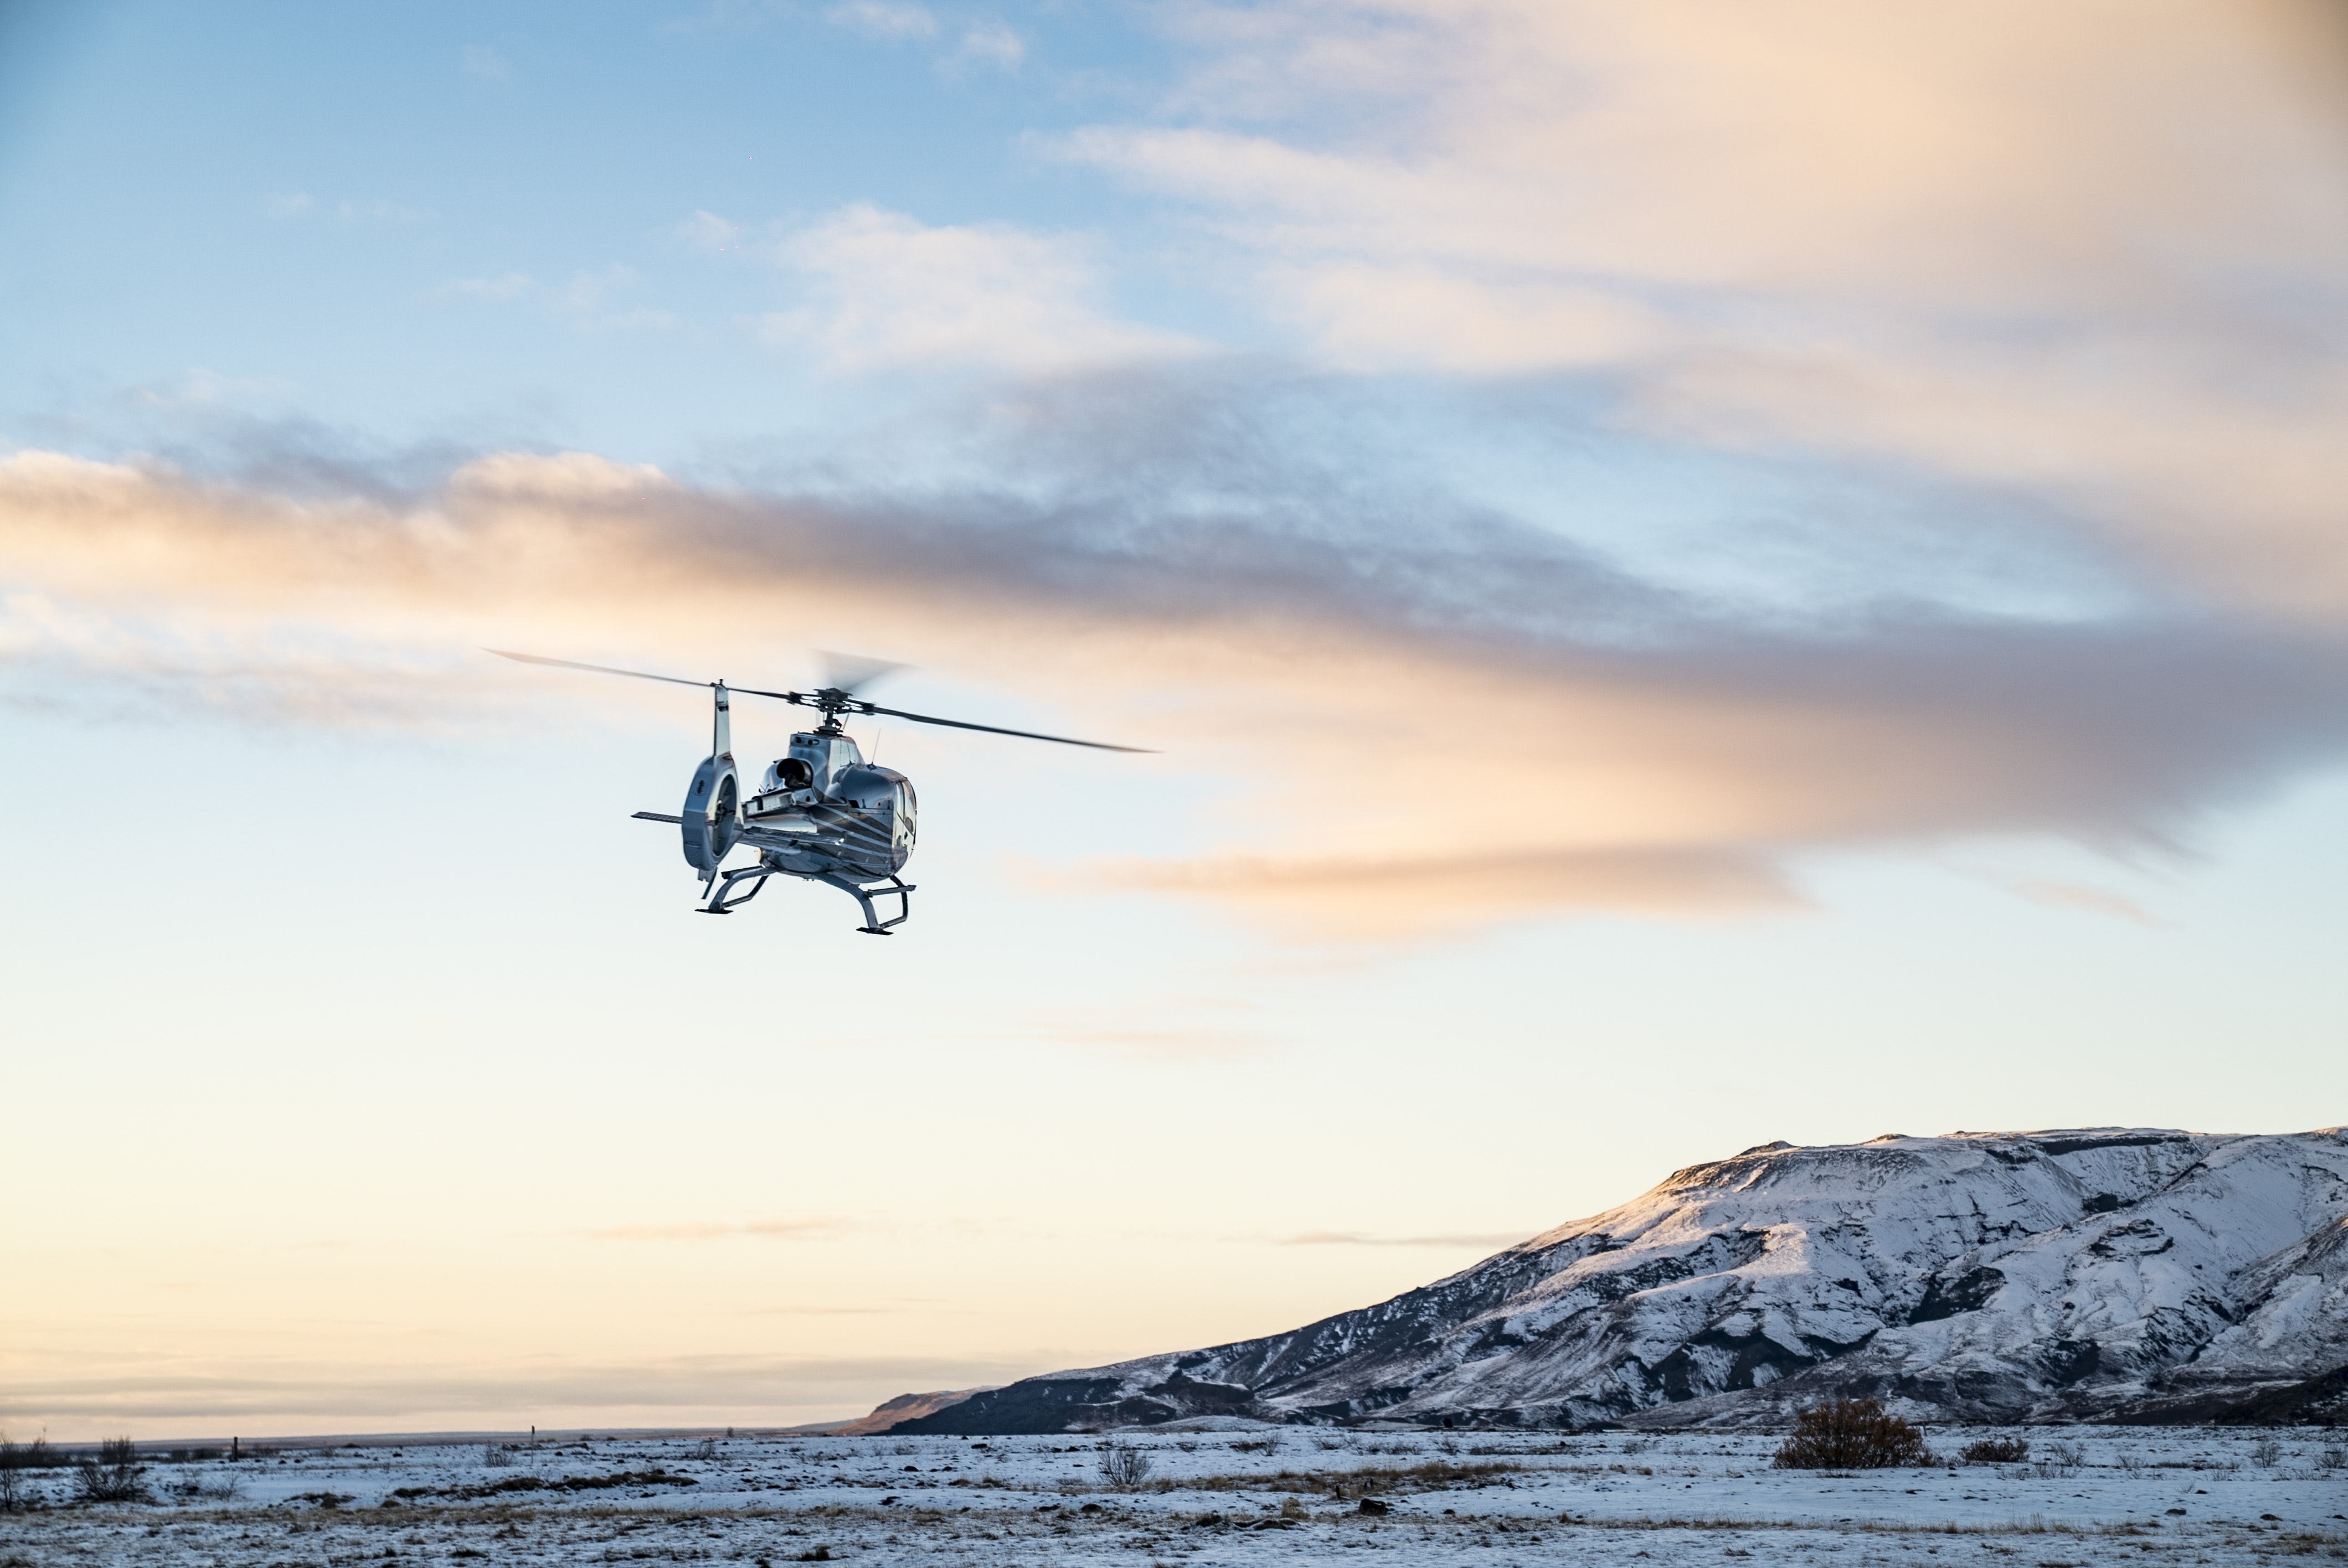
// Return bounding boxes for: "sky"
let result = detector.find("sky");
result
[3,0,2347,1441]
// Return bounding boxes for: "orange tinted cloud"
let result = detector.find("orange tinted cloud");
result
[1068,0,2348,616]
[6,441,2344,935]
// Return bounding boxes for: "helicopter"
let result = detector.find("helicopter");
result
[491,649,1147,933]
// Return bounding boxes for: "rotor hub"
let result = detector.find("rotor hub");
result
[809,687,873,734]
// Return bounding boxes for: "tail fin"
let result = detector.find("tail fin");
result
[682,683,741,882]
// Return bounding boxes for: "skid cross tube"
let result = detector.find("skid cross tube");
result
[698,862,776,915]
[813,872,913,934]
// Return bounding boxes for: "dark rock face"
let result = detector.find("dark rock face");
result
[830,1389,989,1435]
[895,1128,2348,1433]
[894,1370,1263,1435]
[892,1378,1127,1435]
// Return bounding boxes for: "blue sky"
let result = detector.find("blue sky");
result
[2,0,1207,458]
[4,0,2347,1438]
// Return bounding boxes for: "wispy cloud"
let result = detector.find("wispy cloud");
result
[436,265,678,331]
[825,0,937,42]
[460,44,510,80]
[737,1305,895,1316]
[1057,0,2348,622]
[1276,1231,1532,1250]
[446,271,536,301]
[6,376,2348,937]
[2001,878,2161,926]
[677,209,744,254]
[588,1217,848,1242]
[952,18,1023,69]
[0,1350,1051,1425]
[123,369,276,410]
[265,193,434,225]
[1020,998,1265,1060]
[758,204,1194,372]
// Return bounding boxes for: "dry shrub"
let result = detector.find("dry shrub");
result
[2035,1439,2083,1478]
[7,1440,62,1470]
[1772,1398,1929,1470]
[74,1437,149,1504]
[1098,1442,1153,1490]
[1960,1435,2030,1464]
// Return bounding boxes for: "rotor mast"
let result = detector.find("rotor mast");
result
[808,688,857,736]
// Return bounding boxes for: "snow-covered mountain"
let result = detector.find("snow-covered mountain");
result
[896,1128,2348,1432]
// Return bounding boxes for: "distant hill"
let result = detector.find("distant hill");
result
[795,1389,993,1436]
[890,1128,2348,1432]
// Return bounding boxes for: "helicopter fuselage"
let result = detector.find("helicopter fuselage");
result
[735,731,918,881]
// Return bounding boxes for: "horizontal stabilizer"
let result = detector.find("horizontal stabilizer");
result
[631,811,684,823]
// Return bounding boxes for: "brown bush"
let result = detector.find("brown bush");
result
[1772,1397,1930,1470]
[1959,1435,2029,1464]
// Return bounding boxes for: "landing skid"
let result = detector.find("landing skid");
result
[697,862,777,915]
[638,811,913,932]
[694,860,913,933]
[816,871,913,935]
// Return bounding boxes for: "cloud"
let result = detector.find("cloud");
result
[1277,1231,1533,1249]
[1021,999,1266,1059]
[124,369,275,411]
[1115,847,1801,940]
[954,18,1023,68]
[266,193,434,225]
[460,44,510,80]
[1058,0,2348,621]
[437,265,676,331]
[678,209,743,254]
[588,1218,848,1241]
[820,2,1019,71]
[7,398,2348,938]
[759,204,1194,373]
[0,1351,1048,1424]
[446,271,536,301]
[2000,878,2161,926]
[825,0,938,42]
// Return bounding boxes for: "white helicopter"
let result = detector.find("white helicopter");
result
[492,649,1147,933]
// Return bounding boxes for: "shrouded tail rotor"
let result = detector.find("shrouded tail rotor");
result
[680,682,740,882]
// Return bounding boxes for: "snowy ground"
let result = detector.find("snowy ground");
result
[4,1425,2345,1565]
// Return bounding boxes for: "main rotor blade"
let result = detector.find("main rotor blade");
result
[818,648,907,696]
[488,650,812,705]
[487,649,1144,747]
[488,649,712,689]
[863,703,1154,753]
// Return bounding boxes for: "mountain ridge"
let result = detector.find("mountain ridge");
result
[893,1127,2348,1432]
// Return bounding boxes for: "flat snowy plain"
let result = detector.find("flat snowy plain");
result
[5,1426,2344,1566]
